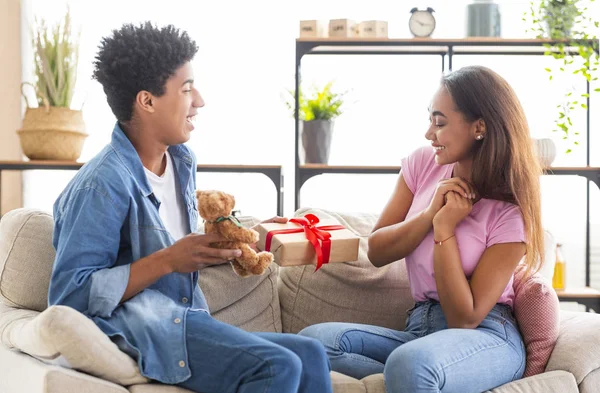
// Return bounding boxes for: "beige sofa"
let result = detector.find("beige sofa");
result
[1,207,600,393]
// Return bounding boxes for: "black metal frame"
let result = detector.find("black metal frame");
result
[579,298,600,313]
[560,296,600,313]
[0,162,284,217]
[294,38,600,287]
[298,165,600,191]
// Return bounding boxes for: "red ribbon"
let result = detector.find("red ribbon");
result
[264,214,345,271]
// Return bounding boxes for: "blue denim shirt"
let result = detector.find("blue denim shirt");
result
[48,123,207,384]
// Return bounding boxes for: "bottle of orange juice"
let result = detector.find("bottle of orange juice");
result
[553,243,566,291]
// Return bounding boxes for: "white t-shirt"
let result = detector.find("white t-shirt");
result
[144,152,189,241]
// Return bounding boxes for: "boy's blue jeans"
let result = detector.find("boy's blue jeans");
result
[177,310,333,393]
[299,300,525,393]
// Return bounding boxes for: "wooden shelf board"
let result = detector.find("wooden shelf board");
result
[556,287,600,299]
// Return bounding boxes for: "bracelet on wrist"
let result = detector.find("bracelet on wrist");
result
[434,234,455,246]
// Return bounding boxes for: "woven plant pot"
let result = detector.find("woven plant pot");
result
[17,107,87,161]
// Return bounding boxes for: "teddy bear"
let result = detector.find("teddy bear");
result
[195,190,274,277]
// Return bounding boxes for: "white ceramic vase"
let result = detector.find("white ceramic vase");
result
[533,138,557,168]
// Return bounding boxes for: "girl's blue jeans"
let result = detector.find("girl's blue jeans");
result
[298,300,525,393]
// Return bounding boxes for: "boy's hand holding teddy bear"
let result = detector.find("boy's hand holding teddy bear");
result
[196,190,286,277]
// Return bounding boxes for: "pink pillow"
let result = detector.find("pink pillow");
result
[512,264,560,377]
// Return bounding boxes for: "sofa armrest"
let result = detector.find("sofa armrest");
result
[0,343,127,393]
[0,302,147,386]
[546,311,600,384]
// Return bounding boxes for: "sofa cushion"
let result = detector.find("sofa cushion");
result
[361,374,385,393]
[579,367,600,393]
[331,371,367,393]
[200,262,281,332]
[546,310,600,385]
[127,371,366,393]
[512,264,560,377]
[486,370,578,393]
[0,302,147,386]
[198,215,281,332]
[128,385,194,392]
[0,208,55,311]
[326,371,579,393]
[0,342,129,393]
[279,208,414,334]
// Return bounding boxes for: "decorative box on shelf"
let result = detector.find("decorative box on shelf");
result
[358,20,388,38]
[255,214,360,270]
[329,19,358,38]
[299,20,327,38]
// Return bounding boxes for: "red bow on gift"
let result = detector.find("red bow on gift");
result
[264,214,345,271]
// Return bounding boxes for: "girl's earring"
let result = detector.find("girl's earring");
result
[476,135,483,140]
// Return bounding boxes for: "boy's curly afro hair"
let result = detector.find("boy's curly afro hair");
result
[93,22,198,122]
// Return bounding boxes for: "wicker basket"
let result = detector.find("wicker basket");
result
[17,106,88,161]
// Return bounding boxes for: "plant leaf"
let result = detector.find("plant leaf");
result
[31,6,79,108]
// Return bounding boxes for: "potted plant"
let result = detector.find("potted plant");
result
[540,0,580,38]
[285,82,347,164]
[524,0,599,152]
[17,7,87,161]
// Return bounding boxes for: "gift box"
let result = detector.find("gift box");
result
[299,20,328,38]
[328,19,358,38]
[358,21,388,38]
[255,214,360,270]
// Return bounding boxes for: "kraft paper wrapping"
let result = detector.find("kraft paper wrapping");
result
[255,218,359,267]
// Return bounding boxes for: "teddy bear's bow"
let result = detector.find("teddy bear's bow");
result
[213,215,243,228]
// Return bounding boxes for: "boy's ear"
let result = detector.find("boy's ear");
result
[136,90,155,114]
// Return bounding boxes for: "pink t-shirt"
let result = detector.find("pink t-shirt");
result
[401,146,526,308]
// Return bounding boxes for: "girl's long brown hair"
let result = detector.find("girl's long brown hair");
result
[442,65,544,275]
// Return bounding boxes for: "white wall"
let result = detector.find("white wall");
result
[0,0,23,215]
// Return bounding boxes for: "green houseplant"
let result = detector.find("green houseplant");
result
[524,0,599,152]
[540,0,580,38]
[285,82,347,164]
[17,7,87,161]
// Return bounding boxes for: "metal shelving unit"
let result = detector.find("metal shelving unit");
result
[293,37,600,292]
[0,161,284,217]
